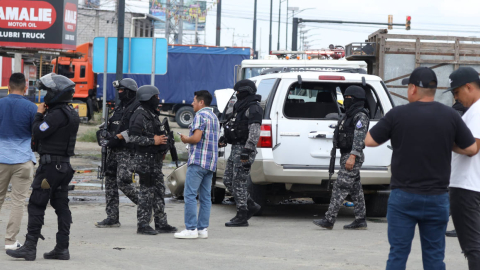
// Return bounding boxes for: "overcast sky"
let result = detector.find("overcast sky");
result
[199,0,480,57]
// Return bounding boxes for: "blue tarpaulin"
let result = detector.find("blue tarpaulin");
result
[97,46,250,105]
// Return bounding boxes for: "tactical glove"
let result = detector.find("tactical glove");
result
[218,136,227,147]
[106,136,121,148]
[240,148,253,169]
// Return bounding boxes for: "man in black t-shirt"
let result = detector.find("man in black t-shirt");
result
[365,67,477,270]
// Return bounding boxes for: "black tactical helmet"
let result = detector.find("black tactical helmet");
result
[112,78,138,92]
[36,73,75,105]
[234,79,257,95]
[137,85,159,101]
[344,85,366,100]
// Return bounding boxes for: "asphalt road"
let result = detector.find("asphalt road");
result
[0,194,466,270]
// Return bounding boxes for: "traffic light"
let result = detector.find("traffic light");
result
[388,15,393,30]
[406,16,411,30]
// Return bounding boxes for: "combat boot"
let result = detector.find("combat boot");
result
[155,224,178,234]
[225,210,249,227]
[137,225,158,235]
[343,219,367,230]
[44,245,70,260]
[313,218,334,230]
[95,218,121,228]
[6,234,43,261]
[247,198,261,220]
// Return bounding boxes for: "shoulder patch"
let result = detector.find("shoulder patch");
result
[356,120,363,129]
[39,122,50,132]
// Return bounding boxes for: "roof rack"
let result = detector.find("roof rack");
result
[260,66,367,76]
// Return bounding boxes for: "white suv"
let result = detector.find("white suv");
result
[168,71,395,217]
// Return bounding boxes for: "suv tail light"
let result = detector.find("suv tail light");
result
[257,124,272,148]
[318,75,345,80]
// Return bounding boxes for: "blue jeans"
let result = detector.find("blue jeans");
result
[386,189,449,270]
[184,164,213,230]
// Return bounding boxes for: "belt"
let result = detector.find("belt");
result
[40,155,70,164]
[232,142,246,145]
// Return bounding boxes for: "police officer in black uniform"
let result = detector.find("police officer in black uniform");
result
[7,73,80,261]
[95,78,141,228]
[220,80,263,227]
[313,85,370,230]
[128,85,177,235]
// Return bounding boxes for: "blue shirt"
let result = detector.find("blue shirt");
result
[187,107,220,172]
[0,94,38,164]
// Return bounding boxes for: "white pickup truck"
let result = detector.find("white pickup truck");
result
[167,70,395,217]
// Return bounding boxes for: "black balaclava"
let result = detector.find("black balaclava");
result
[142,95,160,114]
[236,91,250,100]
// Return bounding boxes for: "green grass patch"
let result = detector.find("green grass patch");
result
[78,128,98,143]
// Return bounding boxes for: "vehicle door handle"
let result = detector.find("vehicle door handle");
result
[308,132,333,139]
[329,124,337,129]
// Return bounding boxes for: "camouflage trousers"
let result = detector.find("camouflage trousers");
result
[104,148,139,222]
[223,144,256,211]
[135,154,168,228]
[325,153,366,224]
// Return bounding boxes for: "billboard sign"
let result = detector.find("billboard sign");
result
[0,0,78,50]
[150,0,206,32]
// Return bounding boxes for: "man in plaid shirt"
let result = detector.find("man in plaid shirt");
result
[176,90,219,239]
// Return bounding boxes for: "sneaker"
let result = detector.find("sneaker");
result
[313,218,334,230]
[95,218,121,228]
[198,229,208,239]
[5,241,22,250]
[174,229,198,239]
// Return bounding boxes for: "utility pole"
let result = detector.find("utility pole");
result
[216,0,221,46]
[252,0,257,57]
[285,0,288,50]
[195,15,199,45]
[277,0,281,50]
[165,0,170,40]
[116,0,125,82]
[269,0,273,53]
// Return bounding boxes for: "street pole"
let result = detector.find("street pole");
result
[165,0,170,40]
[216,0,221,46]
[269,0,272,54]
[116,0,125,83]
[285,0,288,50]
[277,0,281,50]
[292,17,298,51]
[252,0,257,56]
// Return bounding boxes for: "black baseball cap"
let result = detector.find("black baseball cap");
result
[401,67,438,89]
[444,67,480,93]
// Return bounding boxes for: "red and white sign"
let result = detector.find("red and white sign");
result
[64,2,76,32]
[0,1,57,30]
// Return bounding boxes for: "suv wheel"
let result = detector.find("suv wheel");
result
[247,176,266,216]
[365,192,389,217]
[175,106,194,128]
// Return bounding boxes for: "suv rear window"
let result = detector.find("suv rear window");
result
[283,82,384,119]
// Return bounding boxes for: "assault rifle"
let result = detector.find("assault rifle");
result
[162,118,179,168]
[96,107,111,190]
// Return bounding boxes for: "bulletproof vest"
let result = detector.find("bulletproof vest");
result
[38,105,80,157]
[224,103,257,144]
[113,100,141,150]
[337,109,369,154]
[107,105,124,135]
[130,108,169,154]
